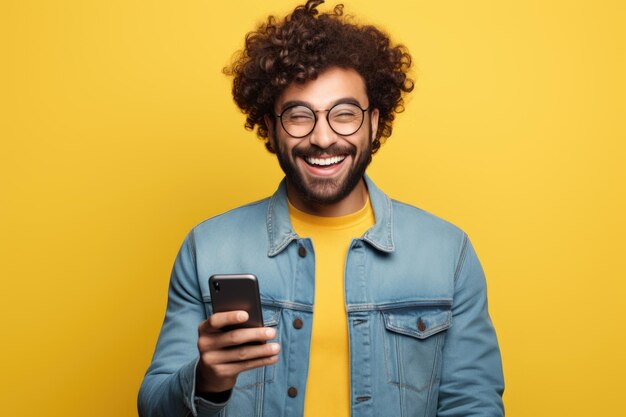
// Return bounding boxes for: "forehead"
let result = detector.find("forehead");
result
[275,67,368,110]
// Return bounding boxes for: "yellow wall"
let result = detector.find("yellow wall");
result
[2,1,625,416]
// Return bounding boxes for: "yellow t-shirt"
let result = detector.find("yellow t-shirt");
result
[288,198,375,417]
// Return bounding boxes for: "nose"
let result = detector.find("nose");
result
[308,113,338,149]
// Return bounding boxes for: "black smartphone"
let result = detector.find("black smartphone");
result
[209,274,264,332]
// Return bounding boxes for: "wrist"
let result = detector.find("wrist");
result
[196,389,231,404]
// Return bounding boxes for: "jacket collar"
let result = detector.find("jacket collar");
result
[266,175,395,257]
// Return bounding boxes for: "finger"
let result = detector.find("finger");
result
[210,355,280,380]
[198,311,248,334]
[199,326,276,351]
[202,342,280,365]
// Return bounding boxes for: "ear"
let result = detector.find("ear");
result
[264,114,276,151]
[369,108,380,141]
[264,114,274,136]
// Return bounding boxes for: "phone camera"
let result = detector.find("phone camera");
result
[213,281,220,292]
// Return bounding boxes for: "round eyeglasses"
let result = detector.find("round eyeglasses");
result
[275,103,369,138]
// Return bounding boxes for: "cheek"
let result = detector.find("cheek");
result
[276,137,298,160]
[355,132,373,152]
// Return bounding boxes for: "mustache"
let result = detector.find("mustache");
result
[292,144,356,158]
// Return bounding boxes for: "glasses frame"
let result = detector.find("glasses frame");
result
[274,103,370,138]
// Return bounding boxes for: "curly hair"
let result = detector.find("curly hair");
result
[224,0,414,153]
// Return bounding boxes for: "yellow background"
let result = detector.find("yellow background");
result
[2,1,625,416]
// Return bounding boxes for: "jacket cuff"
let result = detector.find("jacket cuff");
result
[184,357,231,416]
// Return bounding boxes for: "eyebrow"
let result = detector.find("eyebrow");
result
[278,97,365,113]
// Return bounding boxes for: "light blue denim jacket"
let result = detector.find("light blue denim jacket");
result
[138,176,504,417]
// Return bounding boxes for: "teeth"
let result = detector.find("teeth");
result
[304,155,346,166]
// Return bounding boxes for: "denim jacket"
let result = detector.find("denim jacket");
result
[138,176,504,417]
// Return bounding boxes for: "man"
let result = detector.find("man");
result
[138,1,504,416]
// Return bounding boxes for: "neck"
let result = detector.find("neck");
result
[286,178,368,217]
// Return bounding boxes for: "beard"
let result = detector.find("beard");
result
[273,131,373,206]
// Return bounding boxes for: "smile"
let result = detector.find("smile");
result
[303,155,347,167]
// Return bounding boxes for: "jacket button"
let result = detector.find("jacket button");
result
[417,318,427,332]
[293,318,303,329]
[298,245,307,257]
[288,386,298,397]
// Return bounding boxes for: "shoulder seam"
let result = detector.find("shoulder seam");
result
[188,228,198,273]
[453,233,469,284]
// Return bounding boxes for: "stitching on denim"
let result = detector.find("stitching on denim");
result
[424,330,443,413]
[201,297,313,313]
[266,193,275,255]
[384,326,447,394]
[188,229,197,269]
[266,188,299,257]
[396,329,403,392]
[256,366,264,415]
[186,230,206,306]
[399,332,406,417]
[347,299,453,312]
[386,342,438,393]
[270,232,298,256]
[362,193,395,252]
[383,312,394,385]
[261,307,280,327]
[234,379,273,389]
[453,233,469,285]
[235,358,279,390]
[188,230,202,307]
[384,321,451,340]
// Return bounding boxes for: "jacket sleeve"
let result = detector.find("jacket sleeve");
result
[437,235,505,416]
[138,231,230,417]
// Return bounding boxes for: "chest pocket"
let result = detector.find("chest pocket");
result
[381,305,451,393]
[232,305,281,390]
[220,305,282,417]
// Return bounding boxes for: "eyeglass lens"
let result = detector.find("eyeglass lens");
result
[280,103,365,137]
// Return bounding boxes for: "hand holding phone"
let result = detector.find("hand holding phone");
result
[195,274,280,395]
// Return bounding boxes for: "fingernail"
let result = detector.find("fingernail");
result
[265,328,275,338]
[238,311,248,322]
[270,343,279,353]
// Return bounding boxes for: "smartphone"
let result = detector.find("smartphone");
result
[209,274,264,332]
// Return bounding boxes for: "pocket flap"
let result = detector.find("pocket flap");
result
[262,305,281,327]
[382,306,451,339]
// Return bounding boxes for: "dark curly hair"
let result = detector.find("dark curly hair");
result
[224,0,414,153]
